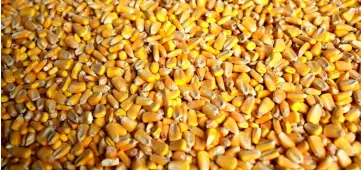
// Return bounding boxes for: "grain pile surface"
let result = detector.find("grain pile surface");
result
[2,0,361,169]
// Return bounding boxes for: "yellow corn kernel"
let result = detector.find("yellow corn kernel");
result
[215,155,237,170]
[240,96,256,115]
[308,135,326,158]
[238,150,261,161]
[168,160,190,170]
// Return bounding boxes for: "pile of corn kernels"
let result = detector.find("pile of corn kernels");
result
[2,0,361,169]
